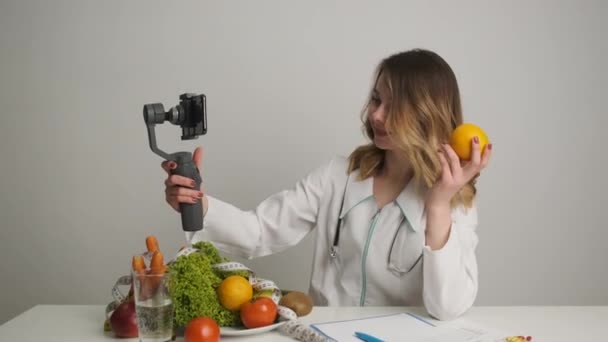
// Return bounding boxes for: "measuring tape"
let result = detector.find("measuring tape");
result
[105,275,132,320]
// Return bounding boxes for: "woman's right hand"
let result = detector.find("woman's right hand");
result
[161,146,208,215]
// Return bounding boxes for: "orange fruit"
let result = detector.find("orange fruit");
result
[217,275,253,311]
[449,123,489,161]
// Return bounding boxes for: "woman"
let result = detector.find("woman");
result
[161,48,492,320]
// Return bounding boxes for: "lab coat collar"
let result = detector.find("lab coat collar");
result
[395,181,426,233]
[338,169,374,220]
[338,169,426,233]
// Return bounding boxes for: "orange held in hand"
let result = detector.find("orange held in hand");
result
[449,123,490,161]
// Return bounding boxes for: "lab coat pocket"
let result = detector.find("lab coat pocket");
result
[388,218,424,275]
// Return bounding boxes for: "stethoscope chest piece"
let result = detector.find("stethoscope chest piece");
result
[329,246,338,258]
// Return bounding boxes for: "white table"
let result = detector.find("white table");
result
[0,305,606,341]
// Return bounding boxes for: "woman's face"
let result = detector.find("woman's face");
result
[368,77,395,150]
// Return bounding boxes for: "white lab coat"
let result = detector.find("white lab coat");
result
[194,156,479,320]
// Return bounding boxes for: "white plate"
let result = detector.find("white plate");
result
[220,321,286,336]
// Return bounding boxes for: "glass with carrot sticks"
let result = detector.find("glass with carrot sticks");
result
[131,237,173,342]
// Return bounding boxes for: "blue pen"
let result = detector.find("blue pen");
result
[354,331,385,342]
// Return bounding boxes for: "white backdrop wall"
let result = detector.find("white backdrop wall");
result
[0,0,606,324]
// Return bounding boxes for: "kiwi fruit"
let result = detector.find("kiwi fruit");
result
[279,291,313,317]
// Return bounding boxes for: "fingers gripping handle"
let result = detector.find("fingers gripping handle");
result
[171,152,203,232]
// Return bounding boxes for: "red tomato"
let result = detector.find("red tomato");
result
[184,317,220,342]
[240,297,278,329]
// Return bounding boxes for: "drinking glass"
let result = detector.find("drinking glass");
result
[132,269,174,342]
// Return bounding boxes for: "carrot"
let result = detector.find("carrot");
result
[150,251,166,274]
[132,255,146,274]
[142,251,166,298]
[132,255,149,300]
[146,235,159,253]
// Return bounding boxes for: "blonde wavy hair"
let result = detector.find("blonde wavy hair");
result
[348,49,476,208]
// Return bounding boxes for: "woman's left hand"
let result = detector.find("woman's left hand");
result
[426,136,492,207]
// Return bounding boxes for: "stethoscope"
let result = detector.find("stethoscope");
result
[329,174,350,258]
[328,174,419,266]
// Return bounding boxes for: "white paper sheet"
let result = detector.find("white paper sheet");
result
[310,312,506,342]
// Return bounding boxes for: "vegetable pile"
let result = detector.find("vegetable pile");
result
[167,241,242,327]
[106,235,316,338]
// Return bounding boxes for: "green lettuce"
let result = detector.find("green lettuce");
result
[167,241,241,327]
